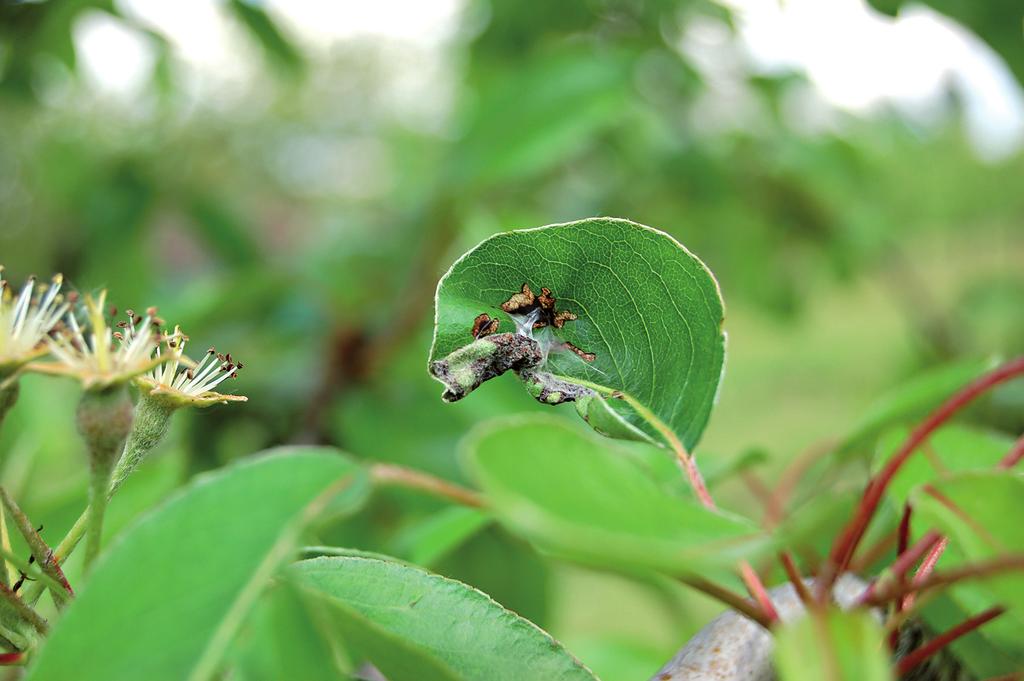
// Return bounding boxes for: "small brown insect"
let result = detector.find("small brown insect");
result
[470,313,500,339]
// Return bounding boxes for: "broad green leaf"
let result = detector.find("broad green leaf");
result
[462,416,766,576]
[231,583,350,681]
[289,555,597,681]
[774,609,893,681]
[838,357,997,457]
[874,424,1014,509]
[430,218,726,450]
[432,526,553,629]
[911,471,1024,667]
[26,448,369,681]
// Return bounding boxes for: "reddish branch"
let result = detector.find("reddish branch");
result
[817,357,1024,602]
[680,574,774,629]
[998,434,1024,470]
[740,561,780,623]
[779,552,812,607]
[857,531,943,606]
[369,464,483,508]
[903,537,948,610]
[895,606,1005,676]
[651,423,780,625]
[862,555,1024,607]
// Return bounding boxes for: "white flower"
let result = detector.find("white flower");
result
[137,326,246,408]
[35,291,165,389]
[0,268,69,375]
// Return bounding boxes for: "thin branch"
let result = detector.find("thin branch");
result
[902,537,948,610]
[522,376,780,626]
[862,555,1024,607]
[895,606,1005,677]
[779,552,812,607]
[857,531,942,606]
[998,434,1024,469]
[740,562,780,623]
[611,390,716,508]
[678,574,773,630]
[0,488,73,606]
[818,356,1024,602]
[616,394,779,624]
[369,464,483,508]
[615,390,778,623]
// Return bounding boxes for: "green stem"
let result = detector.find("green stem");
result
[110,395,176,492]
[75,387,134,572]
[25,392,176,604]
[370,463,483,508]
[83,463,113,572]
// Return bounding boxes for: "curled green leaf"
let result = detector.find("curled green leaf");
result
[430,217,725,450]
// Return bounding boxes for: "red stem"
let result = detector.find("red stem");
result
[661,432,779,625]
[901,537,947,611]
[779,552,812,607]
[679,574,773,629]
[857,531,942,605]
[740,561,780,623]
[895,606,1005,676]
[998,434,1024,469]
[679,451,715,509]
[863,555,1024,606]
[912,537,948,585]
[817,357,1024,602]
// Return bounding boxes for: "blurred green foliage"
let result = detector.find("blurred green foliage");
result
[0,0,1022,678]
